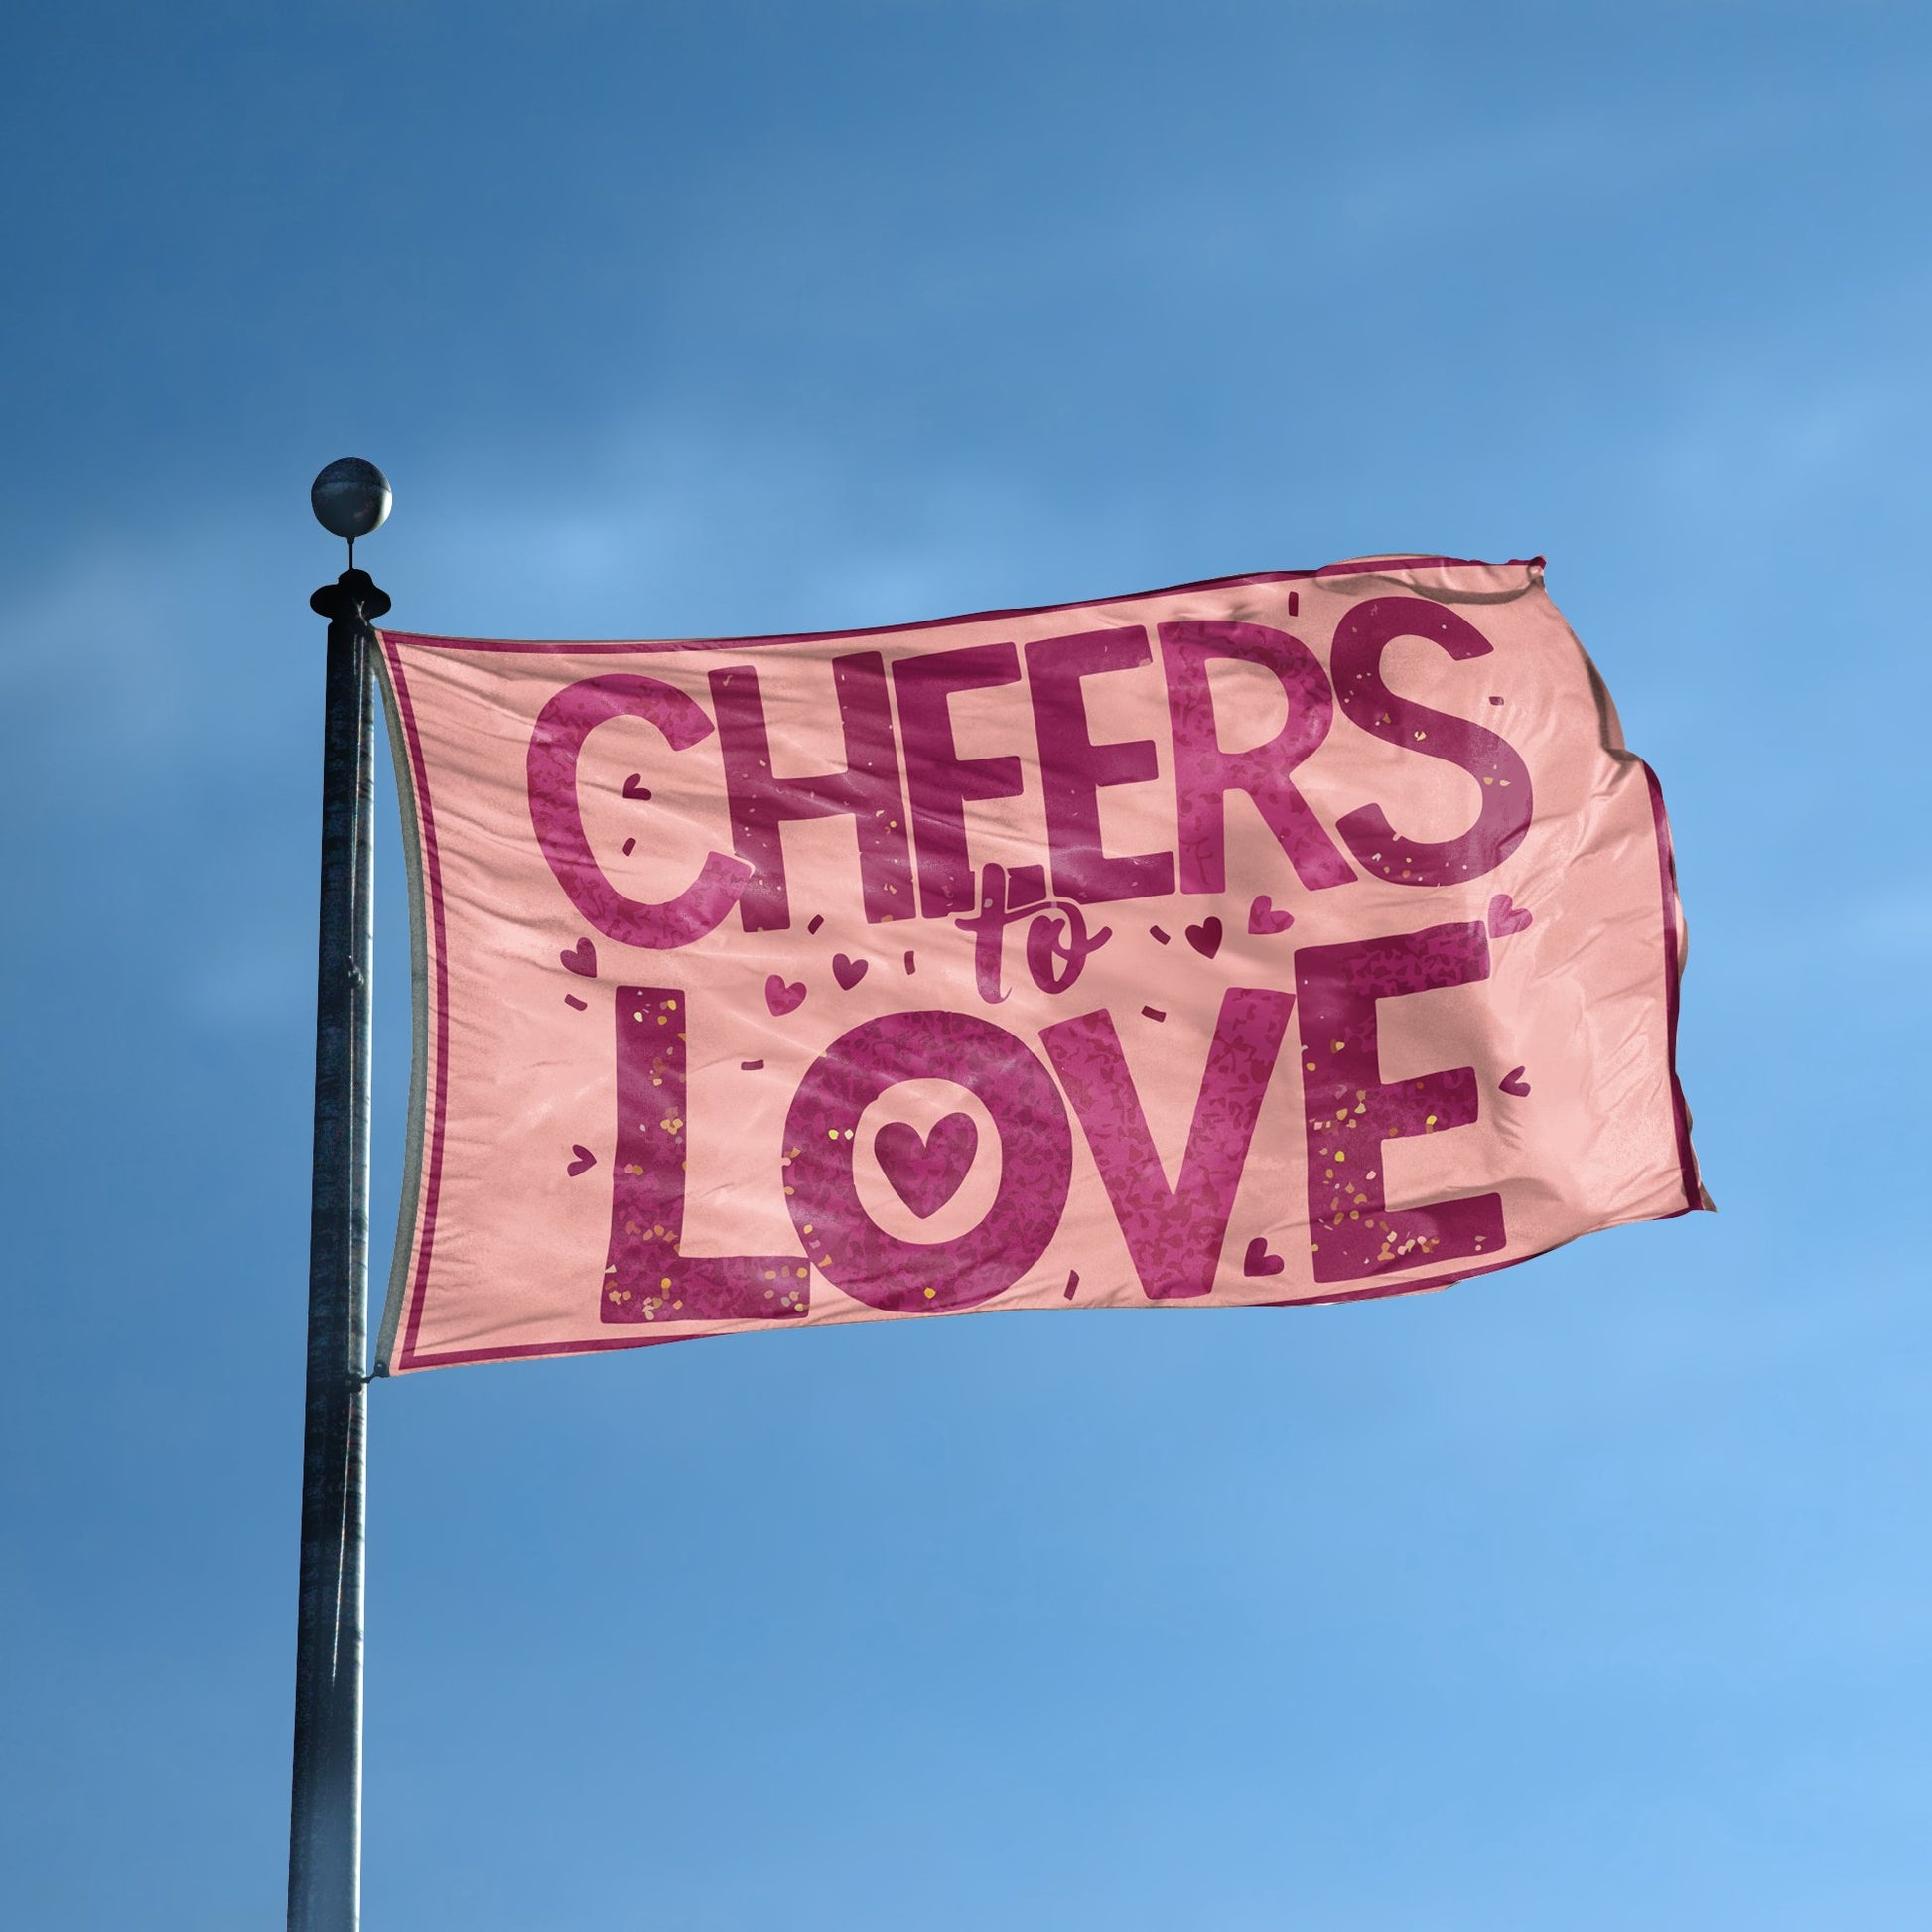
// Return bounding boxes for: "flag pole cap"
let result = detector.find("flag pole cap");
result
[311,457,392,541]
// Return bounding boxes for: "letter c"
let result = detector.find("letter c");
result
[527,673,752,949]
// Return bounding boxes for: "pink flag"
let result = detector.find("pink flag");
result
[373,555,1706,1374]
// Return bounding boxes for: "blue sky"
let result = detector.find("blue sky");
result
[2,3,1928,1926]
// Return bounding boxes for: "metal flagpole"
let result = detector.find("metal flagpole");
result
[290,459,392,1932]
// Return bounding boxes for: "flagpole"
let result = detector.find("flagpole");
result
[290,460,391,1932]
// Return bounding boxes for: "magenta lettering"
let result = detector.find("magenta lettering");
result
[530,602,1546,972]
[1025,626,1175,904]
[893,642,1027,918]
[709,651,914,931]
[601,987,807,1324]
[1328,597,1533,886]
[528,674,752,949]
[782,1009,1072,1312]
[1294,922,1504,1283]
[1042,987,1295,1299]
[954,861,1113,1003]
[1160,620,1356,897]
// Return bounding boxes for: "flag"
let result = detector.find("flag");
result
[372,555,1706,1374]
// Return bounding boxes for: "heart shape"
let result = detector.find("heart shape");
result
[622,773,651,800]
[1499,1065,1532,1097]
[1248,895,1295,936]
[560,938,597,978]
[833,952,869,990]
[764,975,806,1017]
[567,1145,597,1177]
[1186,916,1223,959]
[1487,893,1533,938]
[1243,1235,1285,1278]
[876,1113,978,1218]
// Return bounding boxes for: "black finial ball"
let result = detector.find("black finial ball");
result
[311,457,392,541]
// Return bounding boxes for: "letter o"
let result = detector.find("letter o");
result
[784,1010,1072,1312]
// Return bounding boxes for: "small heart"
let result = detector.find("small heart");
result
[1247,895,1296,936]
[1185,915,1223,959]
[567,1145,597,1177]
[1487,893,1533,938]
[833,952,869,990]
[876,1113,978,1218]
[1243,1235,1285,1278]
[622,773,651,800]
[1499,1066,1532,1097]
[560,938,597,978]
[764,975,806,1017]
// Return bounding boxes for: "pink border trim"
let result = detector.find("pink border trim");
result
[381,552,1701,1376]
[379,556,1545,657]
[382,638,454,1374]
[1639,759,1705,1212]
[407,1331,685,1370]
[402,1263,1499,1370]
[397,1226,1700,1372]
